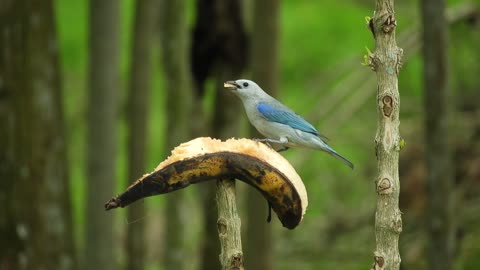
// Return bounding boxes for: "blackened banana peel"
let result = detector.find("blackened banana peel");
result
[105,137,308,229]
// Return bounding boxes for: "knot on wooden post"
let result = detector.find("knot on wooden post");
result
[392,212,403,233]
[369,54,381,71]
[370,13,397,37]
[217,217,228,235]
[228,252,244,270]
[371,252,385,270]
[382,14,397,33]
[376,177,393,194]
[382,95,393,117]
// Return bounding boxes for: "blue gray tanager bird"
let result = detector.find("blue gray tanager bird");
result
[224,79,354,169]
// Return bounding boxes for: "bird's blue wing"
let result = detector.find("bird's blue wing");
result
[257,102,323,137]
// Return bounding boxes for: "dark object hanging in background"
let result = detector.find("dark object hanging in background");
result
[191,0,249,96]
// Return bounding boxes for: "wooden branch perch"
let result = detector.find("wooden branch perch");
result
[367,1,403,270]
[216,179,244,270]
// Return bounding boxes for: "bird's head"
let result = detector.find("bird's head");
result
[224,79,262,100]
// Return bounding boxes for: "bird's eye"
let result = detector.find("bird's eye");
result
[243,82,249,87]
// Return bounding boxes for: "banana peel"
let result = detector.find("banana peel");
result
[105,137,308,229]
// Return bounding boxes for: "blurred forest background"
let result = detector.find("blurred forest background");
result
[1,0,480,269]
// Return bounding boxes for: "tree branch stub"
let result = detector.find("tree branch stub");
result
[376,177,393,195]
[382,95,393,117]
[371,252,385,270]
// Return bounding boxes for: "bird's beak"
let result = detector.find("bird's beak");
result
[224,81,240,91]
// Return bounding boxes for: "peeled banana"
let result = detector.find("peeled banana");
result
[105,137,308,229]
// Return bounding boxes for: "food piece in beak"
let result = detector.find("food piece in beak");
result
[223,81,239,90]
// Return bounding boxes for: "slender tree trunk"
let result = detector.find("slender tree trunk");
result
[367,1,403,270]
[245,1,279,270]
[0,1,76,269]
[421,1,455,269]
[125,1,157,270]
[160,0,193,269]
[0,4,24,268]
[86,1,119,270]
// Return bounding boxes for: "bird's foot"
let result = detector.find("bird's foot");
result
[254,138,288,144]
[253,138,273,148]
[253,138,289,152]
[276,146,290,152]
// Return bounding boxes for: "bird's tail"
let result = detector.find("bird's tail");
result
[322,144,354,169]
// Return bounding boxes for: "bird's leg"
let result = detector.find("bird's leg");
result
[269,138,290,152]
[254,138,290,152]
[276,146,290,152]
[261,137,289,145]
[253,138,273,148]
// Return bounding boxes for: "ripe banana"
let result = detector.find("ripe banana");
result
[105,137,308,229]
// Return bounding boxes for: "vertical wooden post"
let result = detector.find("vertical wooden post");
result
[216,179,244,270]
[367,1,403,269]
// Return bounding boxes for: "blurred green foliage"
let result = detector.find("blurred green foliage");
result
[55,0,480,269]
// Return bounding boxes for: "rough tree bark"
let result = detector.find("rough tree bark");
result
[125,0,157,270]
[0,0,76,269]
[245,0,279,269]
[367,1,403,269]
[421,1,455,270]
[160,0,193,269]
[216,180,244,270]
[85,1,119,270]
